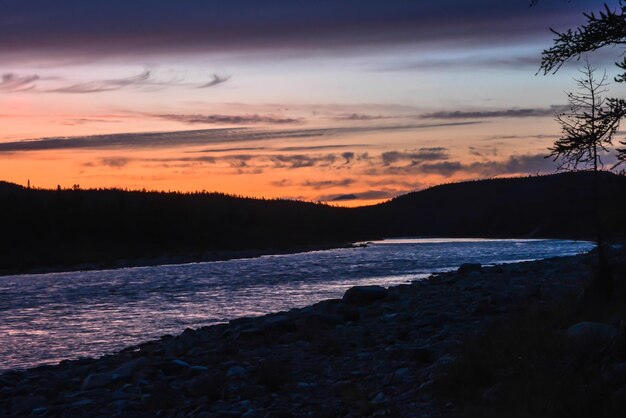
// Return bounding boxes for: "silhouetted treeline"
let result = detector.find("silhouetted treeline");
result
[0,185,363,274]
[1,171,625,274]
[357,171,626,240]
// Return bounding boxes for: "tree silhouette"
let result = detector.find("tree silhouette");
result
[537,1,626,165]
[550,61,626,170]
[550,60,626,298]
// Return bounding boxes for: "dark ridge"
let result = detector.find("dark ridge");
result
[0,187,361,275]
[359,171,626,240]
[1,171,625,274]
[0,181,25,192]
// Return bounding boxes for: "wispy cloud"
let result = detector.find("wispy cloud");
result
[0,122,479,152]
[320,190,396,202]
[381,147,449,165]
[45,70,228,94]
[192,143,369,153]
[269,154,339,169]
[276,144,369,152]
[331,113,391,121]
[386,153,558,177]
[0,73,39,91]
[378,54,542,72]
[155,113,301,125]
[421,106,568,119]
[48,70,155,93]
[302,178,355,189]
[148,151,369,172]
[271,179,292,187]
[468,145,499,158]
[197,74,231,88]
[100,156,131,168]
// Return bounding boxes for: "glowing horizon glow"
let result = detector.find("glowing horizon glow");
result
[0,0,618,206]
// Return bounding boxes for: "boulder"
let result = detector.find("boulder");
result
[82,372,112,390]
[613,386,626,409]
[342,285,388,305]
[336,304,360,322]
[226,365,248,378]
[566,321,617,355]
[603,363,626,386]
[112,357,149,381]
[258,315,297,336]
[10,395,47,415]
[392,367,412,382]
[457,263,482,275]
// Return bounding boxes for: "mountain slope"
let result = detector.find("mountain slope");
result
[0,171,624,273]
[359,171,626,239]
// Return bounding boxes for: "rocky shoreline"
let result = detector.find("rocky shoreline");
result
[0,252,596,417]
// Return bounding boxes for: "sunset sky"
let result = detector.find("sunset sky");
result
[0,0,620,205]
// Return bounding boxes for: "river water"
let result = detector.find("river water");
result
[0,238,593,371]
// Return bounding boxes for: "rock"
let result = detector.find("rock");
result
[393,367,412,382]
[82,372,112,390]
[566,321,617,355]
[386,344,433,363]
[482,383,502,405]
[227,366,248,378]
[267,411,294,418]
[613,386,626,409]
[215,411,241,418]
[112,389,130,400]
[258,315,297,336]
[413,347,434,363]
[112,399,128,411]
[11,395,47,415]
[70,399,94,408]
[468,271,482,280]
[171,358,191,368]
[336,304,360,322]
[603,363,626,386]
[342,285,388,305]
[158,358,191,375]
[185,375,223,399]
[472,298,496,315]
[242,409,262,418]
[112,356,149,380]
[457,263,482,275]
[372,391,386,403]
[416,379,434,392]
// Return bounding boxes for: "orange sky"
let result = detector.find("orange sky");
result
[0,0,619,206]
[0,113,565,206]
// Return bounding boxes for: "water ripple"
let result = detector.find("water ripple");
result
[0,238,592,371]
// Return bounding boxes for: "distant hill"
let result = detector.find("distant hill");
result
[0,187,360,274]
[359,171,626,240]
[0,171,625,273]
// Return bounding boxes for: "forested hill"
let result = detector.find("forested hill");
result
[1,171,625,274]
[361,171,626,240]
[0,184,360,274]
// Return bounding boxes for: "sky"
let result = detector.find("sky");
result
[0,0,621,205]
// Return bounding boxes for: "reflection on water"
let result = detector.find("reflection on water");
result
[0,238,592,371]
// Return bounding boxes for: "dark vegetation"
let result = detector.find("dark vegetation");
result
[435,248,626,418]
[538,0,626,164]
[1,171,625,274]
[0,182,361,274]
[360,170,626,240]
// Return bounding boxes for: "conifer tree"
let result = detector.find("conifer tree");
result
[537,1,626,164]
[550,59,626,297]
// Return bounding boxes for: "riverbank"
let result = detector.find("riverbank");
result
[1,250,620,417]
